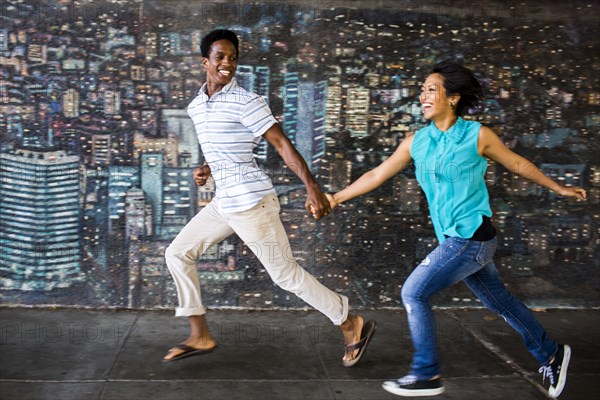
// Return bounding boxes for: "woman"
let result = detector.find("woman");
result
[326,61,585,398]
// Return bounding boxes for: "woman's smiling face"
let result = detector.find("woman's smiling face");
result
[419,73,457,120]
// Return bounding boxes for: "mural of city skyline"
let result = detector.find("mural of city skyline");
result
[0,0,598,311]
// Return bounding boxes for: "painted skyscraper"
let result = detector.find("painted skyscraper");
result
[141,153,163,237]
[161,109,200,167]
[297,81,327,172]
[0,148,83,291]
[283,72,327,172]
[236,65,271,162]
[346,87,370,137]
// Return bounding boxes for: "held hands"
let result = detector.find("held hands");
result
[555,186,587,200]
[193,164,211,186]
[307,192,341,219]
[306,188,332,220]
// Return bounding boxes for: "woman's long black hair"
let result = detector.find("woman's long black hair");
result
[432,60,484,116]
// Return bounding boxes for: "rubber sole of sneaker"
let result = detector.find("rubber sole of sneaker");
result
[549,344,571,399]
[382,383,445,397]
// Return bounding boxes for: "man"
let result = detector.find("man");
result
[163,29,376,366]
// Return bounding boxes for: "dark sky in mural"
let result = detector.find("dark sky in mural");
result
[0,0,598,310]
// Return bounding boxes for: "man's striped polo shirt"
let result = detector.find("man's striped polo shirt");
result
[187,79,277,212]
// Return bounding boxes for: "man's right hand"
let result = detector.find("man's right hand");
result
[193,164,211,186]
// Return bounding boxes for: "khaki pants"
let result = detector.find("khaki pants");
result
[165,193,349,325]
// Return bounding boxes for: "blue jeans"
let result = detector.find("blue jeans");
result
[401,237,558,379]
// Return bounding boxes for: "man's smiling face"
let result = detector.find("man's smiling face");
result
[202,39,238,88]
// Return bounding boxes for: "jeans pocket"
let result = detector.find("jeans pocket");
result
[475,239,496,266]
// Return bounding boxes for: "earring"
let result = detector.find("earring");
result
[450,102,456,111]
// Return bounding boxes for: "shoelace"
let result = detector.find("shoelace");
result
[397,375,418,385]
[538,365,555,386]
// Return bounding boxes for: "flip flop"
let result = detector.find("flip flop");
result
[162,344,216,363]
[342,320,377,367]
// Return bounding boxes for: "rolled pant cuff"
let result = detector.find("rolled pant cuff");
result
[175,306,206,317]
[332,294,349,326]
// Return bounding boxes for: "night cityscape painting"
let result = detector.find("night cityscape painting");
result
[0,0,598,311]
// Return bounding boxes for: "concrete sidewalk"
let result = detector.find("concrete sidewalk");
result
[0,307,598,400]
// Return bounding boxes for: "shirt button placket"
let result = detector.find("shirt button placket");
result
[436,138,445,184]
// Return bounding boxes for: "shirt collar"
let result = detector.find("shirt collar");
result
[198,78,238,98]
[428,117,467,144]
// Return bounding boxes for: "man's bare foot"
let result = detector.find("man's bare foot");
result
[163,315,216,361]
[340,314,364,362]
[163,336,217,361]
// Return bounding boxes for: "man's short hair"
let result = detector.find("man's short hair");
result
[201,29,239,58]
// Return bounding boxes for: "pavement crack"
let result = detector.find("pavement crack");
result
[307,322,339,399]
[446,311,549,397]
[96,314,140,400]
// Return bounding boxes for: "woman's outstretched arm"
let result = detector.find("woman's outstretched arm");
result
[329,135,415,208]
[478,126,586,200]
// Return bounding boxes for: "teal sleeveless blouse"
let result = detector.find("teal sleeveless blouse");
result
[410,117,492,242]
